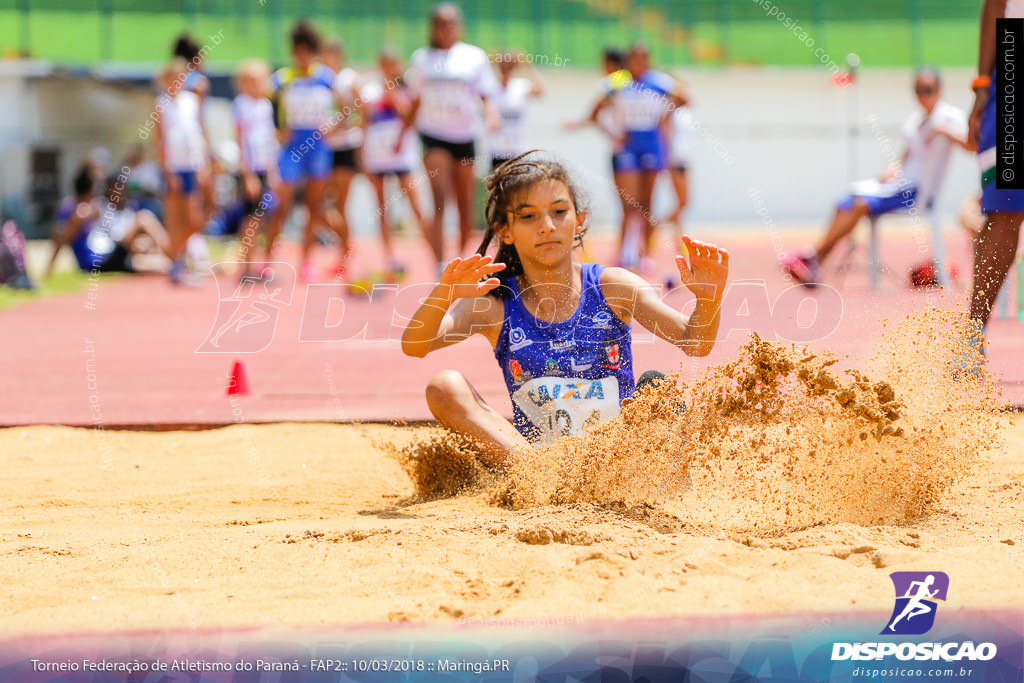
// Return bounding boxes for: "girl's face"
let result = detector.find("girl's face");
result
[430,13,460,49]
[240,71,263,98]
[499,179,585,269]
[292,44,315,71]
[914,75,940,110]
[627,48,649,76]
[379,55,400,81]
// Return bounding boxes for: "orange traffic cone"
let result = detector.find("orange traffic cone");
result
[227,360,250,396]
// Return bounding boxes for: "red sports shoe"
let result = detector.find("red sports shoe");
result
[781,251,821,288]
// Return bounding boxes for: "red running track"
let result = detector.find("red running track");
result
[2,233,1021,427]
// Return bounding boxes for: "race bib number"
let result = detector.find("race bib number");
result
[512,376,620,444]
[166,127,205,169]
[422,82,468,124]
[621,96,665,130]
[283,87,332,129]
[365,119,402,159]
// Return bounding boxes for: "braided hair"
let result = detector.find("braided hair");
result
[476,151,590,298]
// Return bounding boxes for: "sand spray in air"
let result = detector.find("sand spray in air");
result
[390,308,1005,534]
[379,428,499,501]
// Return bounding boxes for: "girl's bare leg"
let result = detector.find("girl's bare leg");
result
[425,369,531,469]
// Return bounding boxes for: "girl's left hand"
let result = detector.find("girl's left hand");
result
[675,234,729,302]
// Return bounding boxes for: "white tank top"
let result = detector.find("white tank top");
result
[160,90,206,172]
[669,106,694,166]
[487,77,533,157]
[408,41,499,143]
[233,94,278,173]
[329,67,364,150]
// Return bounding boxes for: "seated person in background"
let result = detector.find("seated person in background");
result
[46,167,173,278]
[782,68,971,287]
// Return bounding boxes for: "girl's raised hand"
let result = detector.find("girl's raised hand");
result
[675,234,729,302]
[438,254,506,300]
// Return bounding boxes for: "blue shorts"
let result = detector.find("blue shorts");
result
[613,130,666,172]
[980,72,1024,213]
[838,188,917,216]
[280,132,332,184]
[175,171,198,195]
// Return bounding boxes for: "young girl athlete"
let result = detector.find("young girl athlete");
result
[401,152,729,467]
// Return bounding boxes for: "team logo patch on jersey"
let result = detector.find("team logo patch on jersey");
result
[509,326,533,351]
[591,310,614,329]
[509,359,524,383]
[602,339,622,369]
[570,359,592,372]
[545,358,557,373]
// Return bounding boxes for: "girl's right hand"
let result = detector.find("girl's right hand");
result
[438,254,506,300]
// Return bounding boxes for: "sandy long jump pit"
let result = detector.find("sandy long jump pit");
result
[1,309,1022,681]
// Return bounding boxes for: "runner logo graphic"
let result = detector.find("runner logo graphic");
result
[881,571,949,635]
[197,263,295,353]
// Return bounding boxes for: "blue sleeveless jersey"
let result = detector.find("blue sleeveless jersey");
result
[494,263,635,443]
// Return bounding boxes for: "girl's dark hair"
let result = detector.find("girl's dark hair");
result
[476,151,589,298]
[172,33,201,62]
[603,47,625,68]
[73,165,94,196]
[291,20,321,53]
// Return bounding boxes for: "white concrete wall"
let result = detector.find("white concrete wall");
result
[345,65,979,235]
[524,66,978,228]
[0,61,156,234]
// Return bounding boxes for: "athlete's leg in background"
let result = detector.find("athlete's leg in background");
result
[612,169,630,262]
[329,165,356,253]
[616,170,642,266]
[970,211,1024,327]
[399,172,426,234]
[816,199,871,264]
[266,180,295,264]
[668,167,688,229]
[303,177,343,264]
[637,169,659,258]
[370,173,396,268]
[423,149,452,266]
[163,184,187,262]
[453,158,477,253]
